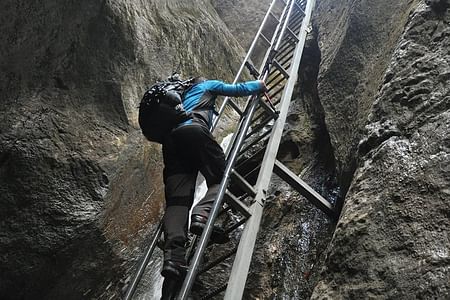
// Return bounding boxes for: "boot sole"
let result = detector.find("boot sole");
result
[190,221,230,244]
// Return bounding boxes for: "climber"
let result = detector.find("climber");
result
[161,76,267,278]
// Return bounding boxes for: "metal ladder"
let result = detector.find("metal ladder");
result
[124,0,335,299]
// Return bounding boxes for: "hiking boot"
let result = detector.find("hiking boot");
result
[161,260,187,279]
[190,215,230,244]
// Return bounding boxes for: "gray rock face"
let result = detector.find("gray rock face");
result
[0,0,248,299]
[312,2,450,299]
[313,0,421,190]
[211,0,273,49]
[2,0,449,299]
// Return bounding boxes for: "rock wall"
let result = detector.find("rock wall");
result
[2,0,449,299]
[0,0,251,299]
[314,0,421,191]
[312,1,450,299]
[246,0,449,299]
[211,0,272,49]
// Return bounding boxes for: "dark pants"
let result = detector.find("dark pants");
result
[162,123,225,263]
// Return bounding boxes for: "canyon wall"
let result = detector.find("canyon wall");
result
[1,0,448,299]
[0,0,260,298]
[312,1,450,298]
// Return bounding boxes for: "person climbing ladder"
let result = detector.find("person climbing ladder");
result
[159,77,267,279]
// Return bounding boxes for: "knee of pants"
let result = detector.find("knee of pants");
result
[164,174,196,207]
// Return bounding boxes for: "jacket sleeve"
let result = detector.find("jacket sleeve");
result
[204,80,265,97]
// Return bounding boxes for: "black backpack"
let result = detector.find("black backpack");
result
[138,79,193,143]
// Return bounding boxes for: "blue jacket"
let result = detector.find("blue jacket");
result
[181,80,265,129]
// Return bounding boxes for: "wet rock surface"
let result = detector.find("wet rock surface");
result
[312,2,450,299]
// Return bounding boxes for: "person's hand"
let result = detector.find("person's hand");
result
[259,80,268,92]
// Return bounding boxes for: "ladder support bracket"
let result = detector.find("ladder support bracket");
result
[273,159,336,218]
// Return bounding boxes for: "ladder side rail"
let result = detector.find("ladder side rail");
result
[259,0,296,79]
[123,221,163,300]
[224,1,316,299]
[177,97,262,300]
[248,0,293,88]
[212,0,281,131]
[239,0,294,142]
[273,1,297,51]
[222,0,294,159]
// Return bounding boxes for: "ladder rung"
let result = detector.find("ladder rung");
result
[277,51,294,69]
[199,247,238,275]
[239,127,271,155]
[276,43,296,61]
[275,25,300,54]
[289,14,304,28]
[259,32,271,46]
[293,1,306,15]
[236,146,265,171]
[286,27,300,43]
[249,97,280,129]
[267,66,284,81]
[273,59,290,78]
[267,71,285,87]
[269,11,280,24]
[224,217,248,235]
[259,98,279,118]
[280,0,305,18]
[289,10,304,28]
[269,80,284,97]
[247,114,274,139]
[200,283,228,300]
[289,12,304,25]
[238,162,262,185]
[225,190,252,218]
[231,169,257,197]
[227,98,243,116]
[273,160,336,218]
